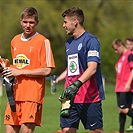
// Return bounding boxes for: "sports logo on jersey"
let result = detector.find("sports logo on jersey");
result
[117,62,122,73]
[29,47,34,52]
[122,56,125,61]
[69,61,77,73]
[88,50,99,57]
[78,43,82,51]
[29,115,34,119]
[13,54,30,69]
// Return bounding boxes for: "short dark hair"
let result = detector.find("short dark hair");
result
[62,7,84,26]
[20,7,38,21]
[126,37,133,42]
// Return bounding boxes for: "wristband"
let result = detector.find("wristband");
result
[73,80,83,88]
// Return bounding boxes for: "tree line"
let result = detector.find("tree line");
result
[0,0,133,83]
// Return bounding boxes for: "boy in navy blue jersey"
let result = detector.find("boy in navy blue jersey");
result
[59,7,105,133]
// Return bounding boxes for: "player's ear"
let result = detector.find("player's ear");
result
[20,19,23,26]
[35,20,39,26]
[73,18,78,26]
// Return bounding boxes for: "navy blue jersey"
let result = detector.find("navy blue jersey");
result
[64,32,105,103]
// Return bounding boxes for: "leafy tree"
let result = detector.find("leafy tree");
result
[0,0,133,83]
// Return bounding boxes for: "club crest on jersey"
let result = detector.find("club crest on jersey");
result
[13,54,30,69]
[78,43,82,51]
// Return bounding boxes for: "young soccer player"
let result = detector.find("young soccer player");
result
[3,7,55,133]
[125,37,133,132]
[112,39,133,133]
[125,37,133,51]
[59,7,105,133]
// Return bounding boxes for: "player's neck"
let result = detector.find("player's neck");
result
[21,32,37,41]
[123,47,128,54]
[22,31,36,39]
[73,27,85,39]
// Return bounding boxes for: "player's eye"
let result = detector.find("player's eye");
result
[22,21,28,24]
[29,21,36,24]
[22,21,36,24]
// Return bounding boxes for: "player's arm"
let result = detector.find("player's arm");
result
[56,69,67,83]
[3,67,52,78]
[125,54,133,92]
[124,68,133,92]
[61,61,97,99]
[78,61,97,83]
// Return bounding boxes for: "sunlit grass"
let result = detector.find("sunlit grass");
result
[0,81,131,133]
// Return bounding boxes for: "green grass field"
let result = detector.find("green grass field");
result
[0,81,131,133]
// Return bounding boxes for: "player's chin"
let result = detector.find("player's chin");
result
[25,30,32,34]
[66,31,72,35]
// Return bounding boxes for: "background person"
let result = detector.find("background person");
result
[125,37,133,52]
[59,7,105,133]
[112,39,133,133]
[2,7,55,133]
[125,36,133,132]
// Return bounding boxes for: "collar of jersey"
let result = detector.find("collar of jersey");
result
[21,32,38,41]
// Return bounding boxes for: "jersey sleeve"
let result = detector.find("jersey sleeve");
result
[87,37,101,64]
[10,36,18,65]
[40,39,55,68]
[128,53,133,68]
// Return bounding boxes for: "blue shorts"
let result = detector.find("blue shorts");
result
[60,101,103,130]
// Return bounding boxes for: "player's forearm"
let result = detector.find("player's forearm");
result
[78,68,96,83]
[21,67,52,77]
[4,67,52,78]
[126,69,133,86]
[56,70,67,83]
[78,62,97,83]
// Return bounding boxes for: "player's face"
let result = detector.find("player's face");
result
[125,40,133,51]
[63,16,76,35]
[113,45,123,55]
[20,16,38,38]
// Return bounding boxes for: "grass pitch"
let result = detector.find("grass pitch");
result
[0,81,131,133]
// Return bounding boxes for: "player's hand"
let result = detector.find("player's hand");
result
[0,57,10,74]
[59,80,82,117]
[2,67,11,77]
[61,80,83,100]
[0,58,10,68]
[124,82,131,92]
[0,64,3,73]
[59,94,73,118]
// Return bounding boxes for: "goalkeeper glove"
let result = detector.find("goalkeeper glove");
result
[61,80,83,100]
[59,80,82,117]
[0,57,10,73]
[0,57,16,112]
[59,96,71,118]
